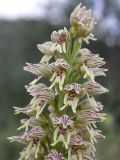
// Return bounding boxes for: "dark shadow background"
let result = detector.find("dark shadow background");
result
[0,0,120,159]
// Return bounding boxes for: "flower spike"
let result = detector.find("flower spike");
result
[8,3,108,160]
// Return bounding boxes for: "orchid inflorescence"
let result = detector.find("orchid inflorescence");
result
[8,3,108,160]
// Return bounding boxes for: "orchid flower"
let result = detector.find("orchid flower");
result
[51,27,69,53]
[50,58,70,91]
[51,115,73,149]
[61,83,85,113]
[8,127,45,160]
[78,48,107,82]
[68,134,89,160]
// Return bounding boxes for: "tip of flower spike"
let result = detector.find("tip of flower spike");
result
[70,3,95,39]
[72,3,82,12]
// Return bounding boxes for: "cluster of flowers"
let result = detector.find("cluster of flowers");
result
[8,3,108,160]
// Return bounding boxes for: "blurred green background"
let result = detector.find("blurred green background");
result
[0,0,120,159]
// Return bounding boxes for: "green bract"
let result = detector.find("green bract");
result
[8,3,108,160]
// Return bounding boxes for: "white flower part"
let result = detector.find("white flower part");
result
[79,97,103,112]
[14,97,49,118]
[92,68,108,77]
[83,33,97,44]
[18,117,41,131]
[79,48,108,81]
[69,135,88,146]
[8,126,45,143]
[24,63,55,77]
[37,41,55,63]
[16,83,55,117]
[51,27,69,53]
[83,153,95,160]
[83,81,109,95]
[26,83,55,100]
[50,59,70,91]
[37,41,55,55]
[79,48,106,68]
[53,115,73,129]
[51,27,69,44]
[47,150,65,160]
[68,135,88,160]
[61,83,85,113]
[78,110,106,124]
[80,64,95,82]
[8,127,45,160]
[70,3,96,38]
[51,115,73,149]
[13,104,35,116]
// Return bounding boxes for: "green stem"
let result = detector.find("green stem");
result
[71,37,82,65]
[66,37,72,55]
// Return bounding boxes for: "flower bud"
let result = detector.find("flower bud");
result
[37,41,54,55]
[83,81,109,95]
[70,4,95,37]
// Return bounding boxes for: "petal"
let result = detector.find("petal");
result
[24,63,55,77]
[37,41,54,55]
